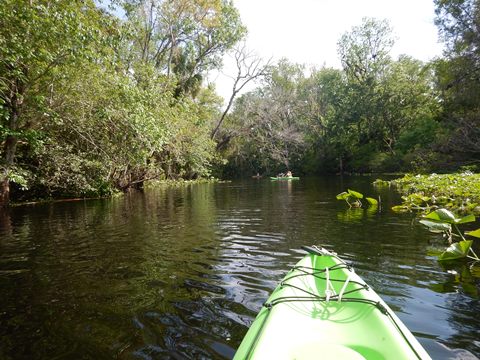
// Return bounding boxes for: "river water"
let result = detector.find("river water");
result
[0,177,479,359]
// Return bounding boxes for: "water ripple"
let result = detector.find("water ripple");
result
[0,179,478,359]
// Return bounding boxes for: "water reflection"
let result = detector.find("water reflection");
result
[432,263,479,297]
[0,177,479,359]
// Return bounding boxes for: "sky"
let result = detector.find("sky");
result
[209,0,445,102]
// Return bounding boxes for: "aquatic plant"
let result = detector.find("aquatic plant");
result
[386,172,480,215]
[336,189,378,208]
[420,208,480,261]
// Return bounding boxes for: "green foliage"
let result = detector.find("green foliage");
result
[438,241,474,261]
[466,229,480,238]
[223,17,444,176]
[419,208,479,261]
[389,173,480,215]
[222,59,309,174]
[419,219,452,233]
[0,0,121,203]
[1,0,478,203]
[337,17,394,83]
[388,174,480,262]
[121,0,246,96]
[432,0,480,163]
[0,0,244,203]
[424,208,475,224]
[336,189,379,209]
[395,117,439,155]
[346,189,363,199]
[373,179,390,187]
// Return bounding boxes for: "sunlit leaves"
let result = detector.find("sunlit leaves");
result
[122,0,246,95]
[0,0,229,200]
[336,188,380,212]
[389,173,480,215]
[424,209,456,223]
[347,189,363,199]
[455,214,476,224]
[337,17,394,83]
[466,229,480,239]
[391,205,409,213]
[373,179,389,187]
[424,208,475,224]
[336,190,361,207]
[336,191,350,201]
[419,208,479,262]
[0,0,120,201]
[438,240,473,261]
[336,189,363,200]
[419,219,451,233]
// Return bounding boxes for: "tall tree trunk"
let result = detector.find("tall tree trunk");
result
[0,134,18,207]
[1,91,21,207]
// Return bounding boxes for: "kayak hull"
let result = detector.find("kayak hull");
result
[270,176,300,180]
[234,247,431,360]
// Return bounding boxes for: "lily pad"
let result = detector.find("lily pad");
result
[336,192,350,200]
[391,205,409,213]
[438,240,473,261]
[465,228,480,238]
[424,209,475,224]
[366,197,378,205]
[419,219,451,233]
[425,209,456,223]
[455,214,476,224]
[347,189,363,199]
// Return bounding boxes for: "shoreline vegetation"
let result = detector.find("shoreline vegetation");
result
[1,1,479,206]
[8,172,480,208]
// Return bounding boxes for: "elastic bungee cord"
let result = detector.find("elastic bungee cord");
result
[242,257,423,360]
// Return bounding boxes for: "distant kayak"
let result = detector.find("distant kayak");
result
[234,246,431,360]
[270,176,300,180]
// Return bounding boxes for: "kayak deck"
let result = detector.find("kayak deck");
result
[234,247,431,360]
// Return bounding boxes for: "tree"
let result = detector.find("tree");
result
[224,59,309,174]
[433,0,480,164]
[299,67,350,173]
[121,0,246,97]
[336,18,395,145]
[210,42,270,144]
[0,0,116,206]
[378,56,440,154]
[337,17,394,84]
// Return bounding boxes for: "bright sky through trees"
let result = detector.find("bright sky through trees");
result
[210,0,444,101]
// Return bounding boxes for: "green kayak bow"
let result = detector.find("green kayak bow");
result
[234,246,431,360]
